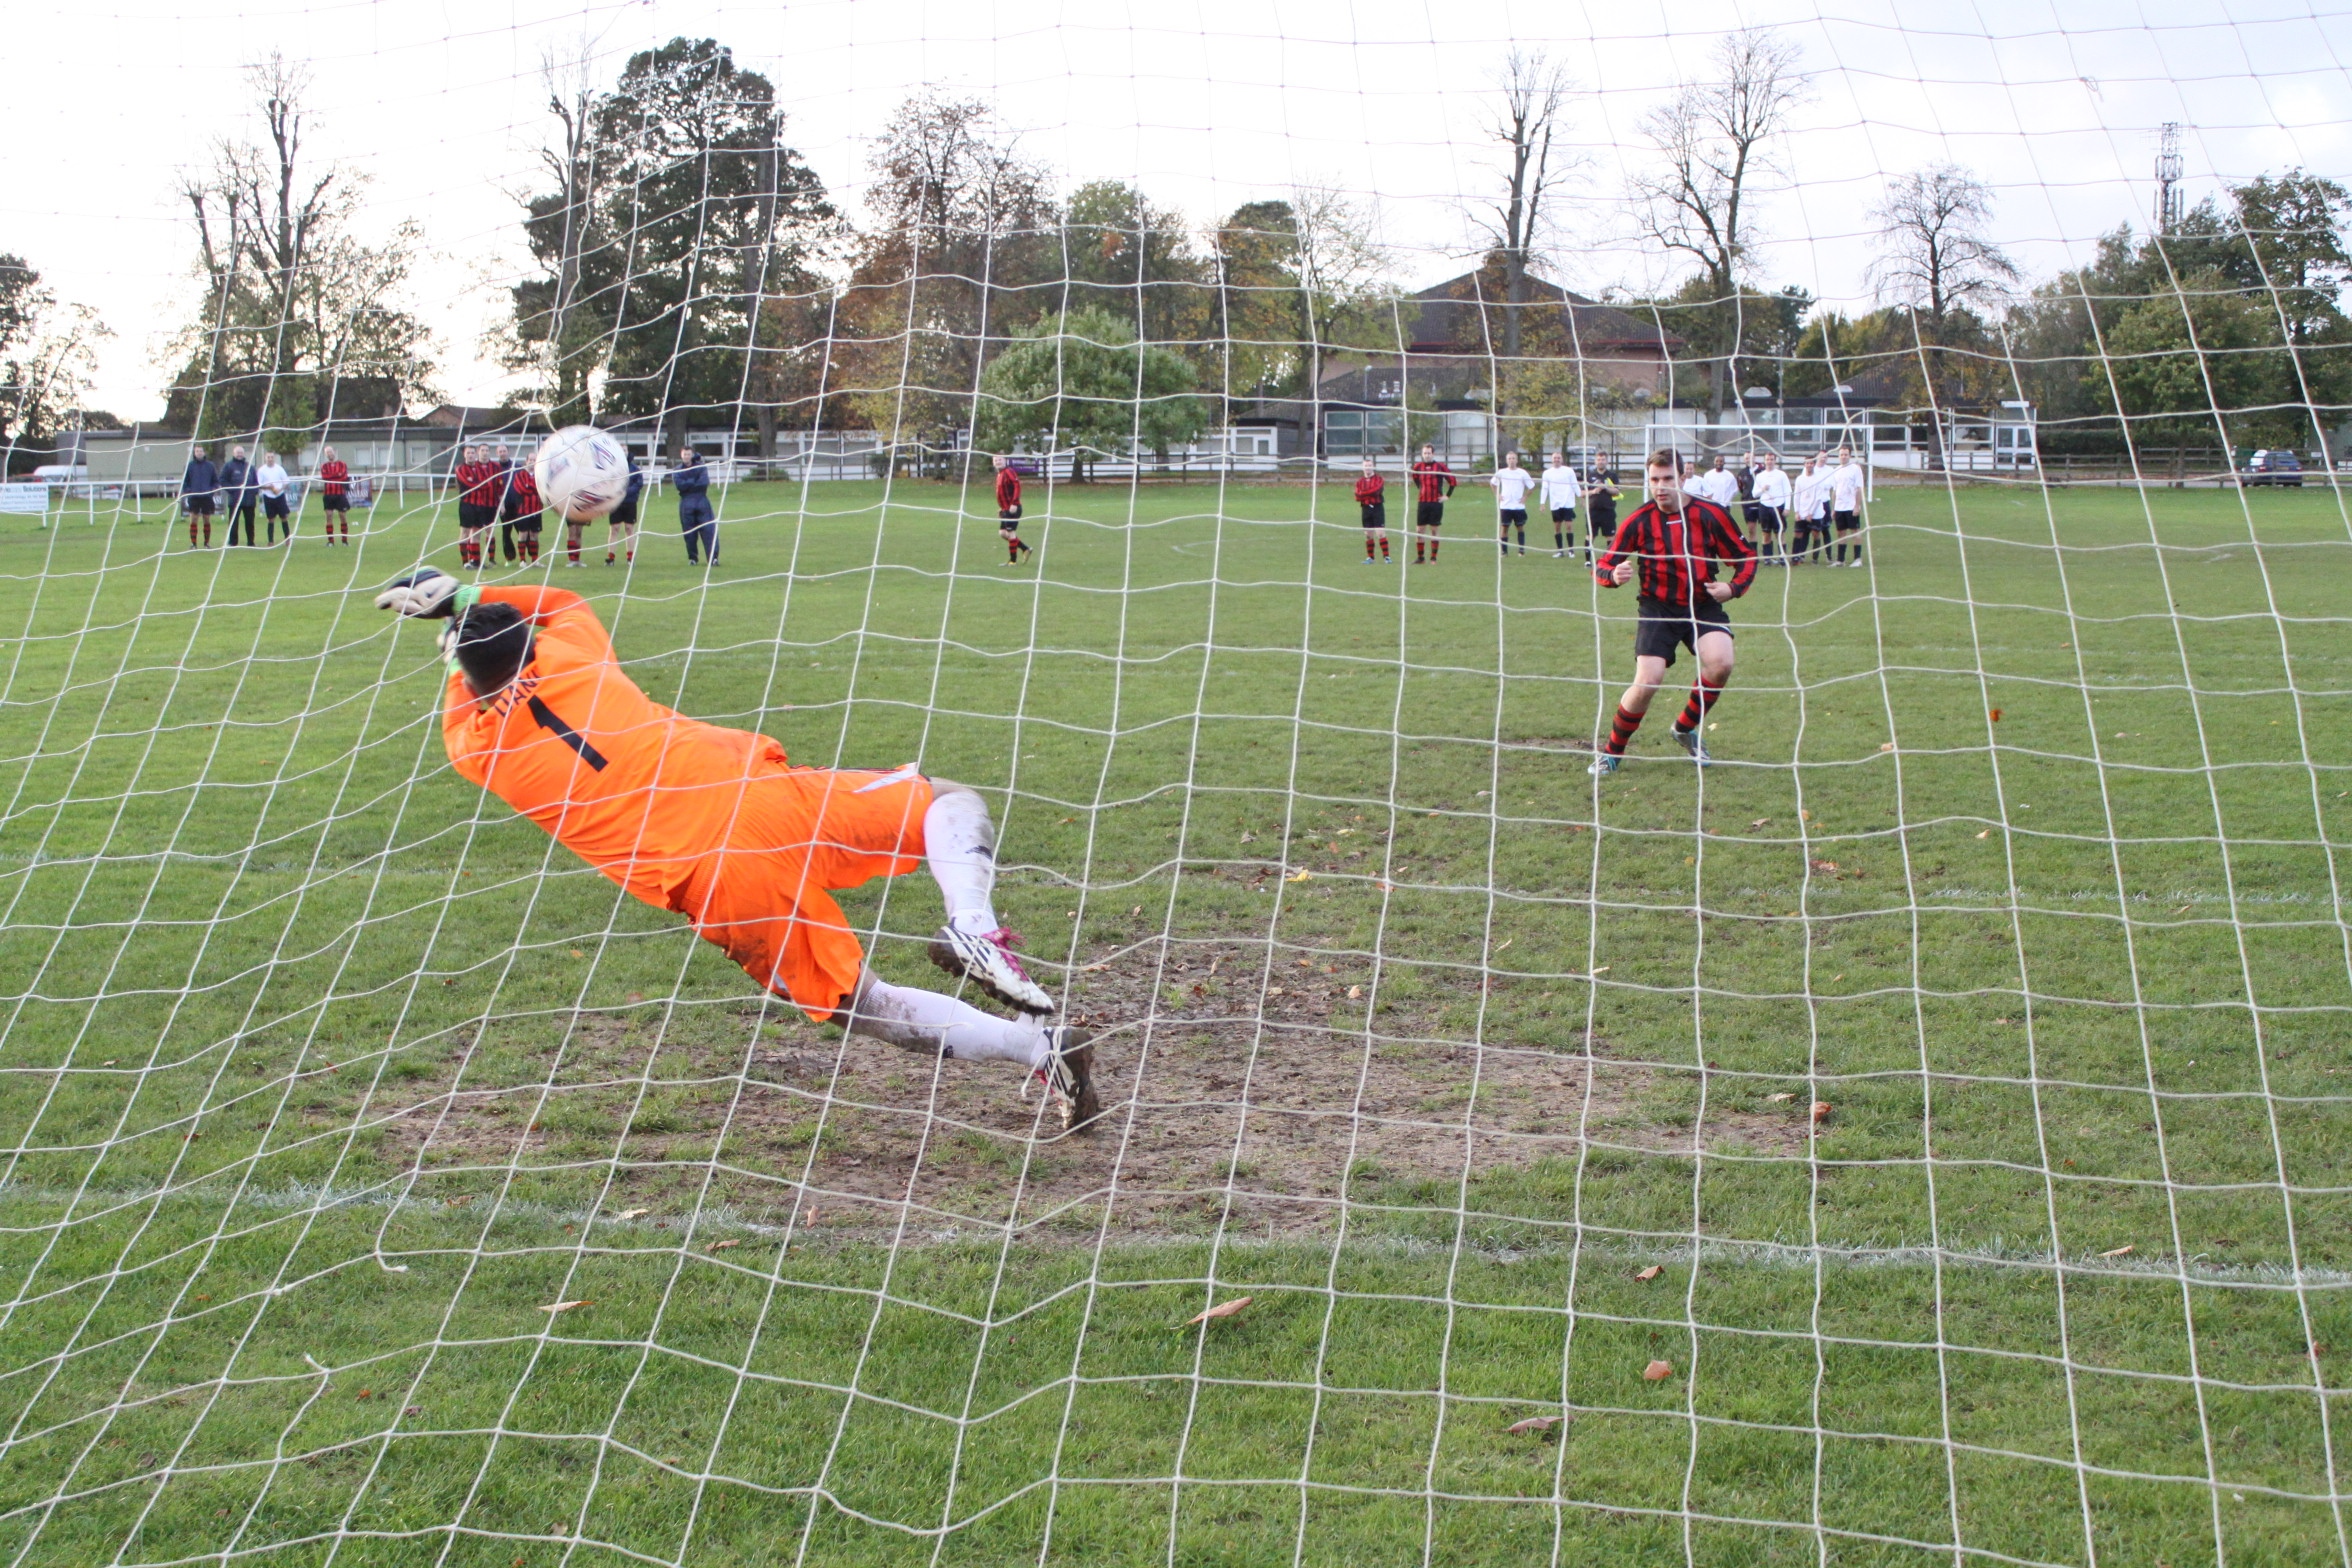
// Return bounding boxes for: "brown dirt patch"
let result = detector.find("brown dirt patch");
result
[374,938,1806,1240]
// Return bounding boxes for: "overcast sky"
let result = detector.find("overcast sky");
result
[11,0,2347,420]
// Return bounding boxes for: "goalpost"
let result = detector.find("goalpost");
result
[1,10,2347,1568]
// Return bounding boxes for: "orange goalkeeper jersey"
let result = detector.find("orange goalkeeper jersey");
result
[440,586,777,907]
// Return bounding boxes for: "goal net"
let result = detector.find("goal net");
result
[3,10,2347,1566]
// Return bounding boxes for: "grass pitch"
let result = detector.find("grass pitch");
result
[0,476,2347,1565]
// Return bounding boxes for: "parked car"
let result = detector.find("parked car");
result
[2240,449,2304,487]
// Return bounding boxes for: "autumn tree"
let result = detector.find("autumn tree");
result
[837,94,1061,449]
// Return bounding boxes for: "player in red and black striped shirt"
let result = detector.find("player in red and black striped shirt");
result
[1588,446,1757,773]
[992,455,1033,565]
[453,445,501,569]
[1407,444,1455,564]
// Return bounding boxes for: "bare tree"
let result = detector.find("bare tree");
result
[1474,50,1577,365]
[1630,27,1809,415]
[1870,164,2019,335]
[172,54,433,435]
[517,38,609,423]
[1870,164,2018,466]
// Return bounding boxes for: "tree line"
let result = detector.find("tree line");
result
[3,31,2345,469]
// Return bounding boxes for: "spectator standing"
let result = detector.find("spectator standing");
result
[182,446,218,547]
[219,446,258,546]
[675,448,717,565]
[256,451,293,543]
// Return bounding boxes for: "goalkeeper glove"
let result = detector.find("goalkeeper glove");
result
[375,568,459,619]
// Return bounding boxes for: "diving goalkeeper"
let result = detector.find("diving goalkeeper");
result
[372,571,1101,1131]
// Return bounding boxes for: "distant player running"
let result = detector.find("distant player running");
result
[1353,456,1390,563]
[993,455,1033,564]
[1588,446,1756,774]
[371,574,1102,1131]
[1408,444,1455,564]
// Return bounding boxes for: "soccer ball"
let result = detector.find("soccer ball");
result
[535,425,631,522]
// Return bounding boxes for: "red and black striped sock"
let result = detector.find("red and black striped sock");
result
[1604,704,1644,756]
[1677,676,1725,732]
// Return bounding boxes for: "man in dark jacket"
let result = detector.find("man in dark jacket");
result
[219,446,258,546]
[181,448,218,547]
[674,448,716,564]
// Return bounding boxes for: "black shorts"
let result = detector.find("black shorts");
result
[1834,509,1860,531]
[512,512,543,533]
[1500,508,1527,525]
[610,496,640,526]
[999,505,1023,525]
[1634,596,1732,668]
[458,502,493,528]
[321,495,349,512]
[1360,502,1386,529]
[263,496,289,518]
[1754,505,1784,533]
[184,496,214,515]
[1589,507,1616,537]
[1416,500,1445,528]
[1550,507,1575,524]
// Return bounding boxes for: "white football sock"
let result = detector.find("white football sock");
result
[925,788,1001,933]
[843,978,1047,1067]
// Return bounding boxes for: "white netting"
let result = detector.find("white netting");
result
[1,9,2348,1566]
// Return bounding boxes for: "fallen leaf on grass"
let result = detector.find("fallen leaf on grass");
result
[1633,1265,1663,1282]
[1286,869,1312,883]
[1347,986,1362,1000]
[1185,1297,1252,1326]
[1642,1360,1675,1381]
[2100,1244,2135,1258]
[1809,859,1839,874]
[1988,708,2003,722]
[1505,1416,1560,1435]
[404,1405,422,1416]
[445,1195,474,1207]
[799,1209,819,1227]
[706,1238,741,1252]
[569,949,584,959]
[1974,829,1991,840]
[539,1300,592,1314]
[1766,1092,1796,1103]
[613,1207,648,1221]
[1749,817,1771,829]
[1810,1102,1832,1124]
[626,991,646,1004]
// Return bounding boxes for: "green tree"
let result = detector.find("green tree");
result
[566,38,833,455]
[973,307,1210,480]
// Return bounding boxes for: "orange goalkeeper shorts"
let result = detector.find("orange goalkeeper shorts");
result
[673,763,934,1020]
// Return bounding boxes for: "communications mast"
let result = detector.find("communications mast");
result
[2154,123,2185,233]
